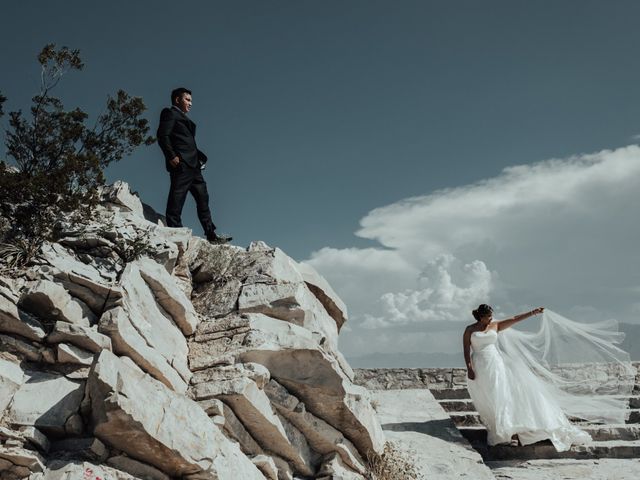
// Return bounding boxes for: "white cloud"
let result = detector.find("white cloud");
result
[305,145,640,362]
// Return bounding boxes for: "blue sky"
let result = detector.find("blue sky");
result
[2,1,640,364]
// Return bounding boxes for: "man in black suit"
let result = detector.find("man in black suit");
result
[157,87,231,244]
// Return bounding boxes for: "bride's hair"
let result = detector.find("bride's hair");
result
[472,304,493,321]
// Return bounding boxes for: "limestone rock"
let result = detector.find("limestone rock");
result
[99,306,188,393]
[221,403,265,457]
[5,371,84,435]
[100,180,145,217]
[48,321,112,353]
[117,260,190,379]
[86,350,265,479]
[107,455,171,480]
[251,455,278,480]
[0,358,25,415]
[135,255,199,335]
[57,343,95,366]
[191,314,384,457]
[265,380,366,474]
[191,362,270,388]
[317,453,366,480]
[238,282,339,350]
[192,373,314,476]
[0,445,45,475]
[296,261,348,331]
[19,279,95,328]
[40,242,120,314]
[0,293,46,341]
[28,460,142,480]
[0,333,44,362]
[49,437,108,462]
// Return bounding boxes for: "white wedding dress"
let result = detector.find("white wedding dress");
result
[467,327,592,450]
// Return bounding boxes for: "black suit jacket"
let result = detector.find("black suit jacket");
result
[157,106,208,172]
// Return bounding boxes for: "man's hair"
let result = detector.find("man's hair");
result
[171,87,192,105]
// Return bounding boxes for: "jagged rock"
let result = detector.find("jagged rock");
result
[100,180,145,217]
[265,380,366,474]
[191,313,384,458]
[29,460,142,480]
[191,363,270,388]
[86,350,265,479]
[5,371,84,435]
[48,321,112,353]
[117,260,190,380]
[317,453,366,480]
[0,293,46,341]
[251,455,278,480]
[99,306,188,393]
[296,261,348,331]
[198,398,226,416]
[221,403,265,457]
[64,413,84,435]
[0,446,45,476]
[40,243,120,313]
[19,279,95,327]
[0,334,45,362]
[50,437,108,462]
[57,343,94,366]
[16,426,50,453]
[107,455,171,480]
[0,358,24,414]
[237,282,339,349]
[135,255,199,335]
[192,372,315,476]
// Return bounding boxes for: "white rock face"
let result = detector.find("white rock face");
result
[47,321,112,353]
[98,259,192,392]
[0,293,46,341]
[100,180,145,218]
[190,313,385,457]
[87,350,265,479]
[5,371,84,435]
[135,255,199,335]
[19,279,95,327]
[296,261,348,331]
[0,358,25,415]
[0,181,385,480]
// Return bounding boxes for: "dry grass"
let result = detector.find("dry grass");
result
[366,442,419,480]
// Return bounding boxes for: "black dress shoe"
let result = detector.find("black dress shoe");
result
[206,232,232,244]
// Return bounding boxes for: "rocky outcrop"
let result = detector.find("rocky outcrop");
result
[0,181,384,479]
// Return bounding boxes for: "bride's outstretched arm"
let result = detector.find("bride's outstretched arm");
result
[497,307,544,331]
[463,328,475,380]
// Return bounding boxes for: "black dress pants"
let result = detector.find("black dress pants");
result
[165,162,216,235]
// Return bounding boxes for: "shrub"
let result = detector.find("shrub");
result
[0,44,154,272]
[366,443,419,480]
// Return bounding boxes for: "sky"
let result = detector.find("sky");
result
[2,1,639,366]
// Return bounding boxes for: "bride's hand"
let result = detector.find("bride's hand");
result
[532,307,544,315]
[467,368,476,380]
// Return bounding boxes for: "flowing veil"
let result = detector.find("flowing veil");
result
[496,309,636,424]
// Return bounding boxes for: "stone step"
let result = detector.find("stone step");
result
[460,424,640,443]
[450,410,640,427]
[430,388,470,400]
[439,399,475,412]
[473,440,640,461]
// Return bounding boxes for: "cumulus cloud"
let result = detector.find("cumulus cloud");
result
[304,146,640,362]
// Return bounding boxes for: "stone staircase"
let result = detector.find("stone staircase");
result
[432,386,640,460]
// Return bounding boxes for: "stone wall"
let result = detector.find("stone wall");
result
[355,362,640,392]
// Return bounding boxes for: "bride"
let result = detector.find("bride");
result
[462,303,634,451]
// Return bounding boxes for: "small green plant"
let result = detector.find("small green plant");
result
[366,443,419,480]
